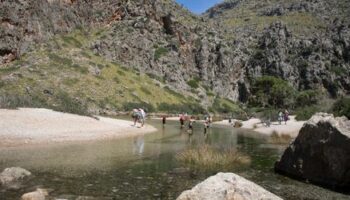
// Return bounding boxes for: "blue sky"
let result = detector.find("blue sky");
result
[175,0,223,14]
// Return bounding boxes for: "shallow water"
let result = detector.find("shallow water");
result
[0,120,349,200]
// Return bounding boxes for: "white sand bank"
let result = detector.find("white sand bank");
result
[0,108,156,147]
[214,116,305,137]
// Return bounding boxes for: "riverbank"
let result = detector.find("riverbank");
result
[0,108,157,147]
[214,116,305,137]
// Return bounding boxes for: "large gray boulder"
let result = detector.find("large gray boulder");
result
[0,167,31,187]
[275,113,350,190]
[177,172,282,200]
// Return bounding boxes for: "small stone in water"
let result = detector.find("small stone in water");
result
[112,189,119,193]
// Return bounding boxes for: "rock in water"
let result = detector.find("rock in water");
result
[275,113,350,191]
[177,172,282,200]
[0,167,31,186]
[21,188,48,200]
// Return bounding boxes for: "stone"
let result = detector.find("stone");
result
[0,167,31,186]
[275,113,350,190]
[21,188,49,200]
[176,172,282,200]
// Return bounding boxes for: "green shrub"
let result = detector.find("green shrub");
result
[140,86,152,95]
[0,91,89,116]
[113,76,120,83]
[249,76,296,108]
[62,36,83,48]
[164,86,185,99]
[48,53,73,66]
[117,70,125,76]
[295,90,321,107]
[212,97,241,114]
[122,102,155,113]
[206,91,215,96]
[0,66,20,73]
[146,73,165,83]
[330,66,347,76]
[295,106,319,121]
[53,91,89,116]
[63,78,79,86]
[71,64,88,74]
[0,93,48,109]
[332,97,350,118]
[154,47,168,60]
[157,102,205,114]
[187,78,200,89]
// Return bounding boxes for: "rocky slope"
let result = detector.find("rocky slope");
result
[0,0,349,113]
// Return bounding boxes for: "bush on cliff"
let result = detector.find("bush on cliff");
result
[249,76,296,108]
[332,97,350,118]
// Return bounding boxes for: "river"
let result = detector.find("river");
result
[0,119,349,199]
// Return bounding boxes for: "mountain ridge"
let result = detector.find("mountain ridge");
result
[0,0,349,115]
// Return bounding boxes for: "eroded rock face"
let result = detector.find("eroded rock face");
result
[177,172,282,200]
[0,167,31,187]
[275,113,350,191]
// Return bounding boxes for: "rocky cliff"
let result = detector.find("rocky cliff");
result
[0,0,349,112]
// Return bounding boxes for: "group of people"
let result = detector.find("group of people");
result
[178,114,212,134]
[278,109,289,125]
[131,108,146,127]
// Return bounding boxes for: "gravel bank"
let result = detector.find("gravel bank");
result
[0,108,156,147]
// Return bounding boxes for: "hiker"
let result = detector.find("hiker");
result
[284,109,289,125]
[179,114,185,128]
[208,115,212,128]
[162,115,166,126]
[188,116,195,134]
[278,110,283,125]
[139,108,146,127]
[132,109,140,126]
[204,119,210,134]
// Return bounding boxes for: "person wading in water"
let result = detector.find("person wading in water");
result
[179,114,185,128]
[162,115,166,127]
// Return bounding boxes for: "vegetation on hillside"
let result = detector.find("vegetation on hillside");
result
[0,29,204,115]
[332,97,350,119]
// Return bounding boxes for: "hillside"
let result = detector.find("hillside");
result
[0,0,349,115]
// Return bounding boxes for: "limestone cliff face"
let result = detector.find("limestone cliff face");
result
[0,0,92,63]
[1,0,349,104]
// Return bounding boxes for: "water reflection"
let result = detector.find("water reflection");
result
[133,136,144,156]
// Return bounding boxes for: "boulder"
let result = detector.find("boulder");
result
[275,113,350,190]
[0,167,31,186]
[177,172,282,200]
[21,188,49,200]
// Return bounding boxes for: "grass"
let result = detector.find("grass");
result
[211,97,244,116]
[175,145,251,172]
[268,131,292,144]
